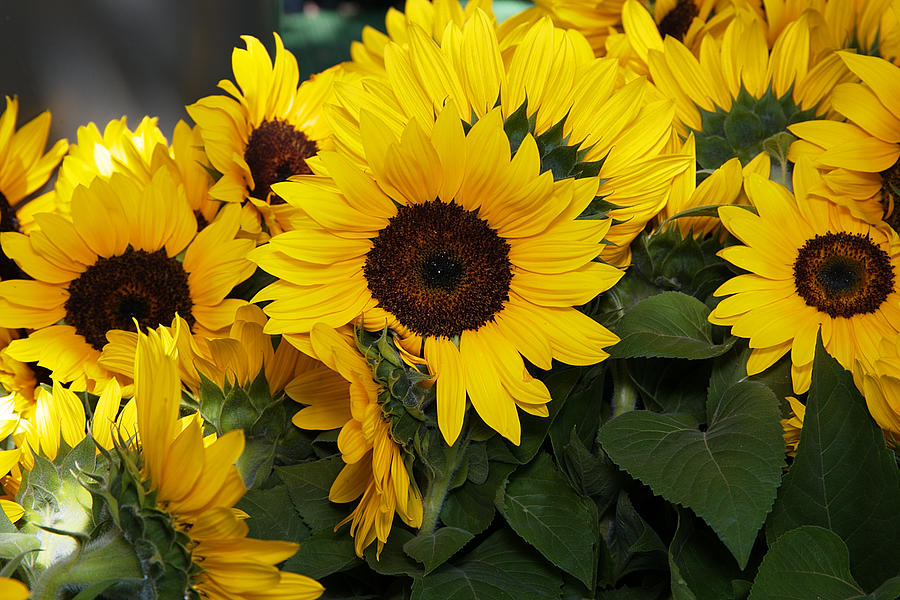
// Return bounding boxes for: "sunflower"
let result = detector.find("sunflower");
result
[647,9,852,178]
[187,33,337,237]
[251,104,621,446]
[130,324,324,600]
[0,169,254,388]
[709,159,900,397]
[51,116,229,232]
[287,324,422,558]
[0,96,68,281]
[789,52,900,230]
[331,10,691,266]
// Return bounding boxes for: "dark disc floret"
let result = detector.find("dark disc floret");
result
[657,0,699,42]
[793,231,894,318]
[244,118,318,204]
[363,200,513,339]
[64,248,195,350]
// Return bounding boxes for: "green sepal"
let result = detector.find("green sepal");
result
[693,84,819,172]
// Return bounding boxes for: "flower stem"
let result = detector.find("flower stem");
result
[611,359,638,417]
[30,531,142,600]
[419,436,469,535]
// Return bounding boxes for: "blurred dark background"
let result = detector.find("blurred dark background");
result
[0,0,526,145]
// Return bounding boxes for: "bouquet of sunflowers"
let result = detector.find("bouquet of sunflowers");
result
[2,0,900,598]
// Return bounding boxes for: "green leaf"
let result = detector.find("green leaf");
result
[605,492,667,584]
[404,527,474,574]
[234,437,276,490]
[410,529,563,600]
[276,455,347,533]
[610,292,735,359]
[364,528,423,577]
[748,526,864,600]
[497,452,598,589]
[598,381,784,568]
[0,533,41,560]
[441,462,515,535]
[561,429,622,506]
[236,484,309,543]
[869,577,900,600]
[668,508,742,600]
[282,527,361,579]
[767,338,900,590]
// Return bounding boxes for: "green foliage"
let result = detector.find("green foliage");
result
[749,526,864,600]
[404,527,474,574]
[610,292,735,360]
[598,380,784,568]
[410,530,564,600]
[766,338,900,591]
[497,452,599,589]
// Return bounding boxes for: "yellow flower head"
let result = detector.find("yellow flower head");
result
[187,34,337,236]
[709,159,900,396]
[289,324,422,558]
[133,324,324,600]
[251,104,622,446]
[332,9,690,265]
[648,9,852,175]
[789,52,900,229]
[51,116,227,230]
[0,168,255,388]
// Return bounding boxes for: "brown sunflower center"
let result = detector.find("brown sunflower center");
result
[363,200,512,339]
[657,0,699,41]
[793,232,894,318]
[0,191,25,281]
[244,118,318,204]
[881,159,900,232]
[64,248,195,350]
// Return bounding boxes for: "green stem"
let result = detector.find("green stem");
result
[419,436,469,535]
[611,359,638,417]
[30,531,141,600]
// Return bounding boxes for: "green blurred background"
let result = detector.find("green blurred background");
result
[0,0,528,145]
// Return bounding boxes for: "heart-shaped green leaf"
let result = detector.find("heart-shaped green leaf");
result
[598,381,784,567]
